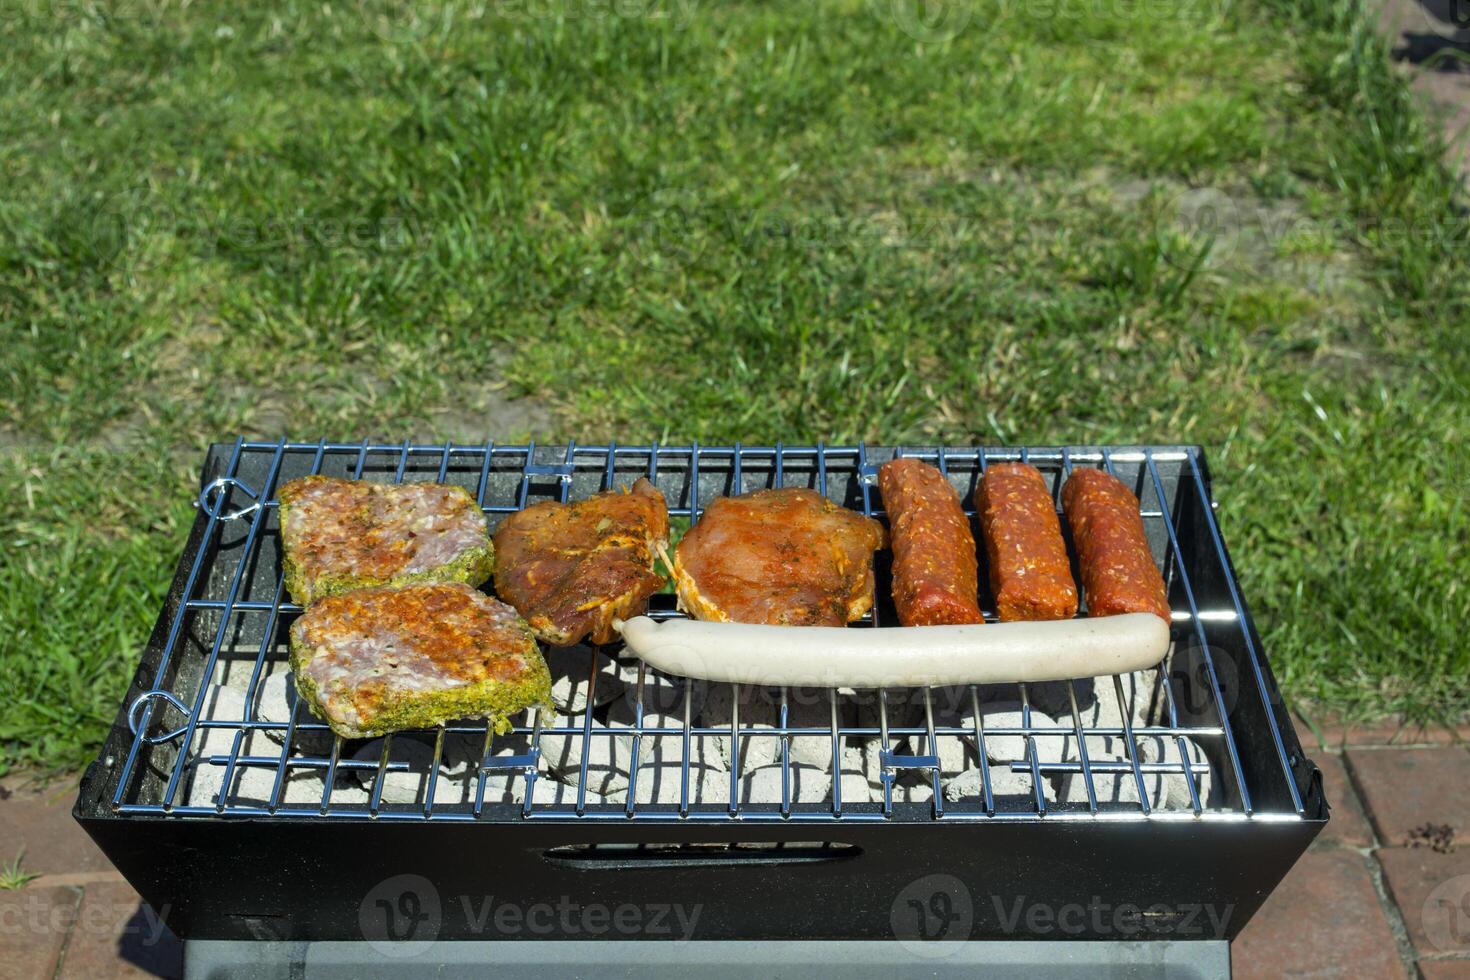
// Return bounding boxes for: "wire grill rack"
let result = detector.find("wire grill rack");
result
[107,440,1305,825]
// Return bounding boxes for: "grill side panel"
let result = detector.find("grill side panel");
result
[73,806,1318,942]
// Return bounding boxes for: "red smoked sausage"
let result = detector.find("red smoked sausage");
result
[975,463,1078,622]
[877,458,985,626]
[1061,467,1171,622]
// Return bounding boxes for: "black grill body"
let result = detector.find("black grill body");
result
[74,441,1327,943]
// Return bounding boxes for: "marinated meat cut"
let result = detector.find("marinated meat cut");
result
[671,488,886,626]
[492,478,670,646]
[976,462,1078,622]
[289,582,552,739]
[1061,467,1171,622]
[877,458,984,626]
[277,476,494,607]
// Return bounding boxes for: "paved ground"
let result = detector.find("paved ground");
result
[0,778,182,979]
[2,718,1466,977]
[1230,718,1470,979]
[1378,0,1470,182]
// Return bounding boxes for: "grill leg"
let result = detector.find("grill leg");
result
[183,938,1230,978]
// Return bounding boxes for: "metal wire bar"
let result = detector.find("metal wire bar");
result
[116,801,1301,824]
[132,714,1228,741]
[472,723,497,819]
[602,441,617,492]
[319,738,343,815]
[236,439,1196,461]
[211,730,245,813]
[1113,675,1153,816]
[969,686,996,816]
[625,660,648,818]
[1017,683,1048,816]
[876,688,894,815]
[424,727,447,819]
[727,684,742,816]
[689,440,701,521]
[829,689,843,816]
[1066,682,1099,815]
[679,677,693,818]
[269,698,305,814]
[520,707,545,818]
[921,688,944,816]
[574,645,599,816]
[367,732,392,817]
[779,687,792,818]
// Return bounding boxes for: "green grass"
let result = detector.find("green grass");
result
[0,849,40,890]
[2,0,1467,773]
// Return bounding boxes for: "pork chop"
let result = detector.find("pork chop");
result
[492,478,670,646]
[671,488,886,626]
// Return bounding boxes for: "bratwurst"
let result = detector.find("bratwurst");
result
[1061,467,1171,622]
[975,462,1077,622]
[877,458,984,626]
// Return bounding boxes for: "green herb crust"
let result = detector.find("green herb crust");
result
[287,583,551,740]
[278,487,495,607]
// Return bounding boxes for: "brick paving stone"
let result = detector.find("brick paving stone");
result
[1234,849,1405,979]
[0,778,111,876]
[1315,751,1374,848]
[1297,712,1470,750]
[1348,748,1470,846]
[56,879,181,980]
[1297,712,1405,750]
[0,885,81,980]
[1419,960,1470,979]
[1379,848,1470,957]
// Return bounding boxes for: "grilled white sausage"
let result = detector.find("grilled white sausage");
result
[614,613,1170,688]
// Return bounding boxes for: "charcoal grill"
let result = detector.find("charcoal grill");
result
[74,440,1327,978]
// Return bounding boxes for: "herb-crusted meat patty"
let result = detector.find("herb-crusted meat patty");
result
[277,476,494,606]
[289,582,551,739]
[492,478,670,646]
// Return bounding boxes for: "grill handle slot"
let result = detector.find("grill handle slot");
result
[542,842,861,871]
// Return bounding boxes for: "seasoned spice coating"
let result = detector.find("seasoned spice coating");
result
[289,582,552,739]
[976,463,1078,622]
[277,476,493,607]
[1061,467,1171,621]
[492,478,670,646]
[877,458,984,626]
[672,487,886,626]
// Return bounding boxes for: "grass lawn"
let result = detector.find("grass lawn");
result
[1,0,1467,773]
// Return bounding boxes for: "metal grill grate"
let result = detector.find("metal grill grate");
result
[108,440,1305,825]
